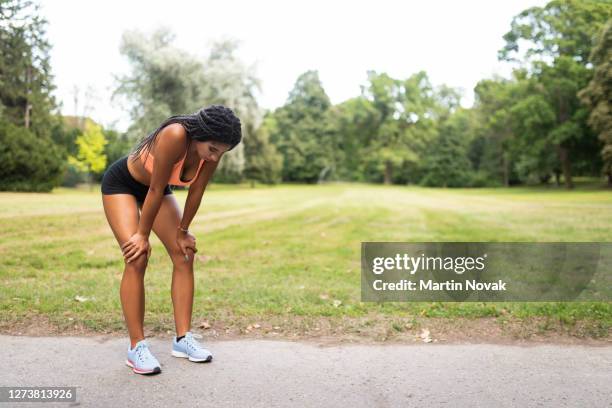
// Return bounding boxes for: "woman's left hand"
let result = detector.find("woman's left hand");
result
[176,229,198,261]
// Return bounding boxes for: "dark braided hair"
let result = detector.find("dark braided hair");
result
[129,105,242,164]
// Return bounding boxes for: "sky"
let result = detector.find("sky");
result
[40,0,547,132]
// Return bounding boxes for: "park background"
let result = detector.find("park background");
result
[0,0,610,343]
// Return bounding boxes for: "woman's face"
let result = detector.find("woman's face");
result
[194,141,231,162]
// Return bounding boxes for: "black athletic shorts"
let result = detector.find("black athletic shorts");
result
[101,155,172,204]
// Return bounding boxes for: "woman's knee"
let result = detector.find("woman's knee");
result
[170,250,195,269]
[124,253,149,271]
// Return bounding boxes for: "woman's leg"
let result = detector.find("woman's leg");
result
[151,194,196,337]
[102,193,148,348]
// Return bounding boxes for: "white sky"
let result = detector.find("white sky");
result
[41,0,546,132]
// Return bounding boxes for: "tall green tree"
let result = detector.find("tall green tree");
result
[326,97,380,181]
[243,113,282,185]
[361,71,438,184]
[420,108,475,187]
[499,0,612,64]
[268,71,333,183]
[579,21,612,185]
[0,0,56,138]
[0,0,64,191]
[472,75,526,186]
[499,0,612,188]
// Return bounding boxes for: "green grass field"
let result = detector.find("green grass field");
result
[0,182,610,340]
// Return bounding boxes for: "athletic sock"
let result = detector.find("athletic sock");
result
[176,335,185,342]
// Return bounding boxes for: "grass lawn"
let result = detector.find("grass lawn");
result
[0,182,610,341]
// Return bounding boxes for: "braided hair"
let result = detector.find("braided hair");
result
[129,105,242,165]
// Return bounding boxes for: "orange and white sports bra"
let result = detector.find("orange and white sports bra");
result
[139,139,205,187]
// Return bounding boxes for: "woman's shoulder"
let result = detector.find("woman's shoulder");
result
[150,123,188,162]
[159,123,187,142]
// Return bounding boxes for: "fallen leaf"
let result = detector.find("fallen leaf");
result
[420,328,432,343]
[332,299,342,307]
[199,321,211,329]
[74,295,89,302]
[319,294,329,300]
[253,323,261,329]
[273,326,280,330]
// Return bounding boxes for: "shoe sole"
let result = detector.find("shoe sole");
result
[125,359,162,375]
[171,350,213,362]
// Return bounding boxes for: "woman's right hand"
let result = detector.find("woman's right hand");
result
[121,232,151,263]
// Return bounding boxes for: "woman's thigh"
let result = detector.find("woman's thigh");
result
[102,193,145,265]
[151,194,194,266]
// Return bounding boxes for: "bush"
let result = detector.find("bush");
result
[0,120,65,192]
[466,171,503,188]
[60,162,86,187]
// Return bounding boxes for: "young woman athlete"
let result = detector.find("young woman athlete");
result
[100,105,241,375]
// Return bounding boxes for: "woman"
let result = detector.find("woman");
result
[100,105,241,375]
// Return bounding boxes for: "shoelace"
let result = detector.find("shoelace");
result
[135,343,148,363]
[184,336,203,352]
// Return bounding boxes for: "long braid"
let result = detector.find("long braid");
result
[129,105,242,164]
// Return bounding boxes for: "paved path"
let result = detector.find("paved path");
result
[0,335,610,407]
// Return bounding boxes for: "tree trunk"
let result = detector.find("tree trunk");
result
[384,161,392,185]
[502,153,509,187]
[607,171,612,187]
[24,66,32,129]
[554,169,561,186]
[557,146,573,189]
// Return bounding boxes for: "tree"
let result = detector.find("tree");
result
[579,21,612,185]
[326,97,380,181]
[67,120,108,190]
[243,113,282,185]
[361,71,438,184]
[420,108,475,187]
[499,0,612,188]
[499,0,612,65]
[0,0,56,138]
[268,71,333,183]
[472,76,524,186]
[0,118,64,191]
[530,57,594,188]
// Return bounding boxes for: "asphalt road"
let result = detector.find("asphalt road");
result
[0,335,610,407]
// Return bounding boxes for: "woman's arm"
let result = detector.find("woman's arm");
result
[179,159,220,230]
[137,124,186,237]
